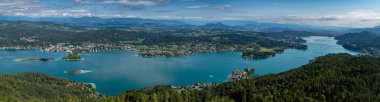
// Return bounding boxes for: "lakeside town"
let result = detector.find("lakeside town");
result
[0,42,135,54]
[171,68,256,92]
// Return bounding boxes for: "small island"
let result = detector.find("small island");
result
[65,70,81,74]
[64,69,92,75]
[62,53,82,61]
[16,58,55,62]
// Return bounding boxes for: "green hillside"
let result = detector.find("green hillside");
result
[0,72,101,101]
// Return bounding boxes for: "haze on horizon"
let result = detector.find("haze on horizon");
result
[0,0,380,28]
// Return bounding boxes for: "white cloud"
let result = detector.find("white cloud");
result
[187,5,208,9]
[219,10,380,28]
[69,9,90,13]
[158,15,203,19]
[180,0,197,1]
[73,0,168,6]
[0,0,44,15]
[310,10,380,27]
[0,2,24,6]
[214,4,232,9]
[36,9,93,17]
[0,0,378,28]
[330,9,380,21]
[187,4,232,10]
[15,12,25,16]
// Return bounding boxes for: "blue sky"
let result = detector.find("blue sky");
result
[1,0,380,28]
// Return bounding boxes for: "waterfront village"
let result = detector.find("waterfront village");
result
[172,68,255,91]
[41,43,134,53]
[0,42,134,53]
[227,68,255,82]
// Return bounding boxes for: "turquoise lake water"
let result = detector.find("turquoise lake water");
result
[0,36,358,95]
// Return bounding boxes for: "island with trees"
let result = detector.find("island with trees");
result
[64,69,93,75]
[62,53,82,61]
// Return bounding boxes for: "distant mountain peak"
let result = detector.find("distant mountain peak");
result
[80,16,100,19]
[203,22,233,28]
[215,22,224,24]
[205,22,226,25]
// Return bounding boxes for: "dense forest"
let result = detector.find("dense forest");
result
[336,31,380,57]
[0,72,100,101]
[1,53,379,101]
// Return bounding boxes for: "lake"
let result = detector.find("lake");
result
[0,36,357,95]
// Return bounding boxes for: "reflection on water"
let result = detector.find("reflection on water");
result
[0,36,357,95]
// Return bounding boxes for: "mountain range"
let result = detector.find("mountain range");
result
[0,15,379,34]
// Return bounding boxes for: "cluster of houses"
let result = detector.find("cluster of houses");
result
[227,68,255,82]
[0,46,35,50]
[171,82,218,93]
[171,68,256,92]
[42,43,133,53]
[185,83,218,90]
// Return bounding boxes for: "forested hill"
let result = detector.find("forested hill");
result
[336,31,380,57]
[0,72,100,101]
[0,20,86,32]
[2,53,378,101]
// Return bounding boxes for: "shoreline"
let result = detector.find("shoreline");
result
[1,46,307,59]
